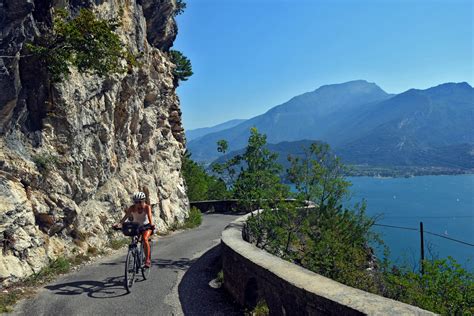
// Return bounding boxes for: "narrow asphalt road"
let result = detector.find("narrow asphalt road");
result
[14,213,243,316]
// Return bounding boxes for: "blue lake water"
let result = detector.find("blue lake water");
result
[347,175,474,271]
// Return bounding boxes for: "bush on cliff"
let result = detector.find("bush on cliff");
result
[170,50,193,84]
[26,8,136,82]
[174,0,187,16]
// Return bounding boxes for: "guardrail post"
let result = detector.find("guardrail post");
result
[420,221,424,275]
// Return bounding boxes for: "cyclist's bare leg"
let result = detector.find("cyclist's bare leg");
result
[142,230,152,267]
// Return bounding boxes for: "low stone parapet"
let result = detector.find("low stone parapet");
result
[190,199,240,213]
[221,211,436,316]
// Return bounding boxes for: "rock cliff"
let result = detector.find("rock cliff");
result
[0,0,189,285]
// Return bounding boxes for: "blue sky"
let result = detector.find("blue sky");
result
[173,0,473,130]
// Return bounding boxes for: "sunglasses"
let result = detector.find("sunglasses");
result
[134,200,145,204]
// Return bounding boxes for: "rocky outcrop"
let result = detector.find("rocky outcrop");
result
[0,0,189,285]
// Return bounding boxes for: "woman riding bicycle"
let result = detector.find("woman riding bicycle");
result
[113,192,155,268]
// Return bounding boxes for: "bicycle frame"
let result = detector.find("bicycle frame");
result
[113,224,153,292]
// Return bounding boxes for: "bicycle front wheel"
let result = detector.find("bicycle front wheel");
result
[124,249,136,292]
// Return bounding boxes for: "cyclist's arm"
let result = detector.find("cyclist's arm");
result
[119,207,132,224]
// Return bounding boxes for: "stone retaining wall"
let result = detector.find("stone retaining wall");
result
[221,211,435,316]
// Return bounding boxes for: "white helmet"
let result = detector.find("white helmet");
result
[133,191,146,202]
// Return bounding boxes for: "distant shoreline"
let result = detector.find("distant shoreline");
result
[346,166,474,178]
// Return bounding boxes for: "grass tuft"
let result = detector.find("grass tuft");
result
[169,207,202,231]
[108,238,129,250]
[183,207,203,229]
[0,289,21,313]
[216,270,224,284]
[245,299,269,316]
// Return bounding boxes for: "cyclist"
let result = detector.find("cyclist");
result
[114,192,155,268]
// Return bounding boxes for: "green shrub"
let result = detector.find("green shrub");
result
[169,207,202,231]
[384,257,474,314]
[216,270,224,284]
[183,206,202,229]
[182,151,230,201]
[247,299,269,316]
[0,289,20,313]
[27,8,135,81]
[32,153,59,173]
[23,257,71,287]
[108,238,129,250]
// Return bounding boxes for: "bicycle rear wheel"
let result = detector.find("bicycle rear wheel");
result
[141,242,151,280]
[124,249,136,292]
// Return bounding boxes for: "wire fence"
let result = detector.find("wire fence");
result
[373,223,474,247]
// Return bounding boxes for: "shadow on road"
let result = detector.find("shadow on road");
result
[153,258,196,270]
[99,261,125,266]
[178,244,243,316]
[45,276,129,299]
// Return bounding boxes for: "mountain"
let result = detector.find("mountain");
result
[334,82,474,167]
[186,119,247,142]
[189,81,474,172]
[188,80,392,162]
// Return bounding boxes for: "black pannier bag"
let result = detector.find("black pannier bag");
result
[122,222,140,236]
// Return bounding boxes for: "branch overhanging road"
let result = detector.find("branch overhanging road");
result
[14,214,243,316]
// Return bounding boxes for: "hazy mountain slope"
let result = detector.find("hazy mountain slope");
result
[334,82,474,165]
[186,119,247,142]
[188,80,391,162]
[334,82,473,145]
[189,81,473,171]
[212,139,474,177]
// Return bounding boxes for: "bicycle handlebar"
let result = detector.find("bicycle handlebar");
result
[112,223,155,233]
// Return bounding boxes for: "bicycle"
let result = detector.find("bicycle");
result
[113,222,154,292]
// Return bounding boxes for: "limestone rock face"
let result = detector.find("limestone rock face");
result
[0,0,189,285]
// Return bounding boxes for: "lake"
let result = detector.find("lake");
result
[347,174,474,271]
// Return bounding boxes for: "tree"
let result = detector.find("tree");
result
[217,139,228,154]
[169,50,193,84]
[27,8,135,82]
[211,139,240,189]
[245,142,379,292]
[213,128,289,211]
[174,0,187,16]
[287,143,351,213]
[181,151,229,201]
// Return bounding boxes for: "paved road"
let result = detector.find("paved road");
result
[14,214,243,316]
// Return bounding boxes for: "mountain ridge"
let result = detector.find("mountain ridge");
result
[188,80,394,161]
[186,119,247,142]
[188,81,473,171]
